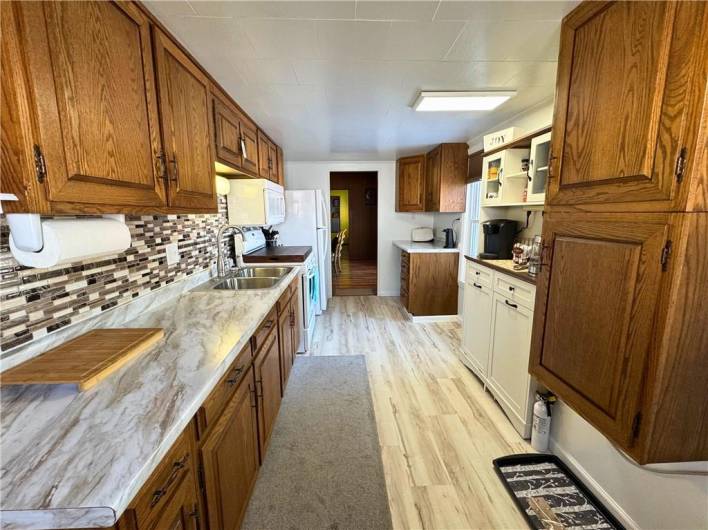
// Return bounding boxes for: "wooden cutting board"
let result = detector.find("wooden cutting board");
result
[1,328,164,391]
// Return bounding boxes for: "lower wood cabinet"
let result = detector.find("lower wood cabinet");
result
[200,366,259,530]
[254,328,282,459]
[145,471,201,530]
[400,251,458,316]
[278,297,294,390]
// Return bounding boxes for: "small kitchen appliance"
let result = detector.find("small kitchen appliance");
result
[443,228,456,248]
[480,219,518,259]
[411,227,434,242]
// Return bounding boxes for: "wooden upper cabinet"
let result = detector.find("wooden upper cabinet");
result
[153,27,216,212]
[257,130,272,180]
[396,155,426,212]
[240,117,259,176]
[548,1,708,212]
[14,1,166,211]
[425,143,468,212]
[213,96,242,169]
[276,145,285,187]
[530,213,669,450]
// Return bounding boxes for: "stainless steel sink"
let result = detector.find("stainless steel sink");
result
[234,267,291,279]
[212,277,282,290]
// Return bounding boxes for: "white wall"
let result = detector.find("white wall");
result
[551,403,708,529]
[285,161,433,298]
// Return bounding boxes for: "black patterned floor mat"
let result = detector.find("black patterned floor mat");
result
[493,454,625,530]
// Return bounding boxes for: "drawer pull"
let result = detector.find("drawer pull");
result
[505,300,518,309]
[149,454,188,507]
[473,283,482,289]
[226,366,244,385]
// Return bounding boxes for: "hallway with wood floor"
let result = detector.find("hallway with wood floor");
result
[332,248,377,296]
[308,296,532,530]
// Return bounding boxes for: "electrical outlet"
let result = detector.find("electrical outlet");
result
[165,242,179,266]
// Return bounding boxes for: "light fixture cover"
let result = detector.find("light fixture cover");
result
[413,91,516,112]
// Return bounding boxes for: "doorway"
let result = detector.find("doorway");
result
[330,171,377,296]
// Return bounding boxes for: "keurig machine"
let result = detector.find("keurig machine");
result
[480,219,518,259]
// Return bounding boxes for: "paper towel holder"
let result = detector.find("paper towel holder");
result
[6,213,126,252]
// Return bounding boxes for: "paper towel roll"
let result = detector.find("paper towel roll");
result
[9,218,132,269]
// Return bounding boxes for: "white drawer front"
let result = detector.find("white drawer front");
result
[466,261,492,288]
[494,272,536,310]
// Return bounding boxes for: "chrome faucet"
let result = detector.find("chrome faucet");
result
[215,223,245,278]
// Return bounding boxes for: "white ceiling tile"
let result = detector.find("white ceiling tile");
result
[191,1,356,20]
[383,21,465,60]
[356,1,440,21]
[142,1,197,19]
[158,16,255,60]
[240,58,300,85]
[505,61,558,88]
[238,19,319,59]
[316,21,391,60]
[435,1,579,21]
[445,20,560,61]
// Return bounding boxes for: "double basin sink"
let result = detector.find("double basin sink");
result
[212,267,292,290]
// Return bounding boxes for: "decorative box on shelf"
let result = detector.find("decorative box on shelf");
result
[483,127,524,152]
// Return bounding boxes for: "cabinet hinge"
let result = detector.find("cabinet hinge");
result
[674,147,687,183]
[33,145,47,183]
[156,149,168,181]
[197,462,206,492]
[631,412,642,439]
[189,507,201,530]
[660,240,672,271]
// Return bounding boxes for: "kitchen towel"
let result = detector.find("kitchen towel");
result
[9,218,131,269]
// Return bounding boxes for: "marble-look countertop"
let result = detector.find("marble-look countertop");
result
[0,268,300,529]
[393,240,459,253]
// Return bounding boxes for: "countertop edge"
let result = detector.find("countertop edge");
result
[393,240,460,253]
[464,256,537,285]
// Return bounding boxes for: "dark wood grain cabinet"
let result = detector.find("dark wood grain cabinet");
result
[396,155,426,212]
[425,143,468,213]
[1,0,287,215]
[530,0,708,464]
[254,328,282,459]
[400,251,458,316]
[547,0,708,213]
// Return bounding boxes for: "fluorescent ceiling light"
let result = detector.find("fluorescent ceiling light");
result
[413,91,516,112]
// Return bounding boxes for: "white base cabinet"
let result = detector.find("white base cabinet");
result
[461,260,537,438]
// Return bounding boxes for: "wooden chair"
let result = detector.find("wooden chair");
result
[333,229,347,274]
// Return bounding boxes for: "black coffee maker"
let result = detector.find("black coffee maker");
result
[480,219,518,259]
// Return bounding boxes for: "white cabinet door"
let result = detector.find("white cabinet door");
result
[528,131,551,203]
[488,294,534,436]
[462,281,493,379]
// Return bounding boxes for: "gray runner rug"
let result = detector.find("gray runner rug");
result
[242,355,393,530]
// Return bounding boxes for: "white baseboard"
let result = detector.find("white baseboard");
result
[408,314,461,323]
[377,290,400,297]
[550,439,639,529]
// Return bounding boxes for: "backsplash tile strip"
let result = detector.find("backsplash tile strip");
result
[0,197,233,353]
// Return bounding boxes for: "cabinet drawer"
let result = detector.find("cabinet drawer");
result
[196,342,252,440]
[466,261,492,288]
[494,272,535,310]
[252,307,277,356]
[277,279,297,313]
[130,427,194,529]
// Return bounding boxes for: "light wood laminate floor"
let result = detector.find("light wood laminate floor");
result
[309,296,531,530]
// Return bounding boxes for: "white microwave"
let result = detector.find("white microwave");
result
[227,179,285,226]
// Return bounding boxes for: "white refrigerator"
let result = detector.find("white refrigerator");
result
[276,190,329,313]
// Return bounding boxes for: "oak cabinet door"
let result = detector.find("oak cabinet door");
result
[254,332,282,459]
[201,367,259,530]
[396,155,426,212]
[257,130,271,179]
[213,97,242,169]
[18,1,166,209]
[276,145,285,187]
[290,293,301,356]
[425,145,441,211]
[278,305,293,391]
[268,143,278,181]
[548,1,708,209]
[153,28,216,211]
[240,118,259,175]
[529,214,669,447]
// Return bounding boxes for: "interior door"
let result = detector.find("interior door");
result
[548,1,708,209]
[396,155,426,212]
[462,282,493,378]
[201,367,259,530]
[529,213,669,447]
[19,1,166,208]
[153,27,216,211]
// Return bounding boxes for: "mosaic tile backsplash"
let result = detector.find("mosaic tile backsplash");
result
[0,197,233,352]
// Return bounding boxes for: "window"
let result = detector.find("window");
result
[457,181,482,282]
